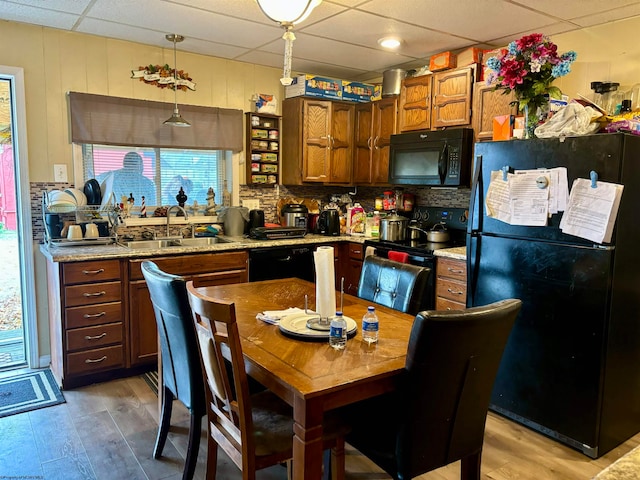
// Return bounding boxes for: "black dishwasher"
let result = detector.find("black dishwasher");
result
[248,246,315,282]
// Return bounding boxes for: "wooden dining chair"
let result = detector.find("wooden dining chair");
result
[344,298,522,480]
[185,281,348,480]
[357,255,431,315]
[141,261,205,480]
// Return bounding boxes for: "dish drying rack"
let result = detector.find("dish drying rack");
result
[42,190,120,247]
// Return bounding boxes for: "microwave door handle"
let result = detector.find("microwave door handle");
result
[438,142,449,184]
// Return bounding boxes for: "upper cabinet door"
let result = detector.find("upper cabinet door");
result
[431,66,475,128]
[472,83,517,142]
[329,102,354,183]
[399,75,432,132]
[353,103,374,184]
[371,97,398,184]
[302,99,332,182]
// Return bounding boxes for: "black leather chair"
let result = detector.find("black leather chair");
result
[345,298,522,480]
[357,255,431,315]
[141,261,205,480]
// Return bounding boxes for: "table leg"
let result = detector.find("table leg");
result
[293,395,324,480]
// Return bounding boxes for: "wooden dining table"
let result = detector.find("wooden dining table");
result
[192,277,416,480]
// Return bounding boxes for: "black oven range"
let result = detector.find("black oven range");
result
[363,206,468,310]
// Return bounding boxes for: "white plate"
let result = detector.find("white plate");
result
[278,313,357,340]
[100,172,115,208]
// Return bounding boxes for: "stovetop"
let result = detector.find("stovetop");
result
[365,206,469,257]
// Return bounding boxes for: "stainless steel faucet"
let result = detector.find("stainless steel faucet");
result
[165,205,189,238]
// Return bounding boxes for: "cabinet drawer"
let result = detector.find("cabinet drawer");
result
[63,260,121,284]
[348,243,364,260]
[66,345,124,376]
[129,251,248,280]
[64,281,121,307]
[65,302,122,329]
[66,323,123,352]
[436,296,466,311]
[435,278,467,302]
[437,257,467,281]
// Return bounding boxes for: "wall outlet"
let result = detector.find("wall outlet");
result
[54,164,68,182]
[242,199,260,210]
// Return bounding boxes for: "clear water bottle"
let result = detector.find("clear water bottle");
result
[362,306,379,344]
[329,311,347,350]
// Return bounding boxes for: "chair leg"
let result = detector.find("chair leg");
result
[182,412,202,480]
[204,424,218,480]
[460,451,481,480]
[154,386,174,458]
[330,438,345,480]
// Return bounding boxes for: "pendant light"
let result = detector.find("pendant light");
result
[163,33,190,127]
[256,0,322,86]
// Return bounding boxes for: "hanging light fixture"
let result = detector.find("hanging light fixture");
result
[256,0,322,86]
[163,33,191,127]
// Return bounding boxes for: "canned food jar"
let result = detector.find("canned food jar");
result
[251,163,260,172]
[269,142,278,151]
[251,116,260,127]
[267,175,277,183]
[268,130,279,140]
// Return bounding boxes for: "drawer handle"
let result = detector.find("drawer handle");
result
[447,268,465,274]
[447,288,464,295]
[352,249,362,254]
[83,312,106,319]
[84,333,107,340]
[85,355,107,364]
[82,268,105,275]
[83,291,106,297]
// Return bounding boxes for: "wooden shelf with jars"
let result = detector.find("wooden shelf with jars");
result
[245,112,281,185]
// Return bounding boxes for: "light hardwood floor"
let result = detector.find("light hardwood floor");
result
[0,371,637,479]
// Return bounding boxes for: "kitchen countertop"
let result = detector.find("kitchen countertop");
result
[39,234,468,263]
[39,234,368,262]
[433,246,466,261]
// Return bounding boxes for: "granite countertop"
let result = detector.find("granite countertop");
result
[39,234,369,262]
[433,246,466,261]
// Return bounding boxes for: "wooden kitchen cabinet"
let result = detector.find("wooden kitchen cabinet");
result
[282,97,354,184]
[435,256,467,310]
[431,65,476,128]
[398,65,476,132]
[47,258,126,389]
[472,82,517,142]
[398,74,432,132]
[128,251,248,366]
[353,97,398,184]
[340,242,364,296]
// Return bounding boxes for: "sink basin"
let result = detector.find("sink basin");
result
[122,237,233,249]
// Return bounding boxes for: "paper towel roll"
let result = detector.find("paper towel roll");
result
[314,246,336,319]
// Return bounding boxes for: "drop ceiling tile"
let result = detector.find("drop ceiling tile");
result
[86,0,282,48]
[301,9,471,59]
[571,3,640,27]
[361,0,559,42]
[0,0,80,29]
[512,0,640,20]
[4,0,93,14]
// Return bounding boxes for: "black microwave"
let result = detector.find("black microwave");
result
[388,128,473,186]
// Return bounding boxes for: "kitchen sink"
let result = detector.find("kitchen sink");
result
[122,237,233,249]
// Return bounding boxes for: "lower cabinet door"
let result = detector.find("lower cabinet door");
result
[129,281,157,367]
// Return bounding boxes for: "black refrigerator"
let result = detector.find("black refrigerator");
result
[467,133,640,458]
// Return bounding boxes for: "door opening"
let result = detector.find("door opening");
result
[0,69,37,370]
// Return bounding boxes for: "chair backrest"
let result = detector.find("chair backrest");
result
[140,261,204,414]
[357,255,430,315]
[185,281,257,472]
[396,298,521,479]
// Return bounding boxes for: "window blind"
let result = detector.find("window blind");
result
[68,92,243,152]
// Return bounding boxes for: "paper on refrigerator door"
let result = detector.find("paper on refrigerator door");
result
[314,246,336,319]
[560,178,623,244]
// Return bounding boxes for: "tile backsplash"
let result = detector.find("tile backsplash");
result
[32,181,471,242]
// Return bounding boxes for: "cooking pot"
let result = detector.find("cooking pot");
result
[380,213,409,241]
[408,220,422,240]
[426,223,450,242]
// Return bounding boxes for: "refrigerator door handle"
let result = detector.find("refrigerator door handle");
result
[468,154,483,234]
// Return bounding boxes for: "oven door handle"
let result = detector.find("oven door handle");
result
[438,142,449,184]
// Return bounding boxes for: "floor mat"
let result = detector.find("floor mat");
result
[0,369,65,418]
[142,370,158,396]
